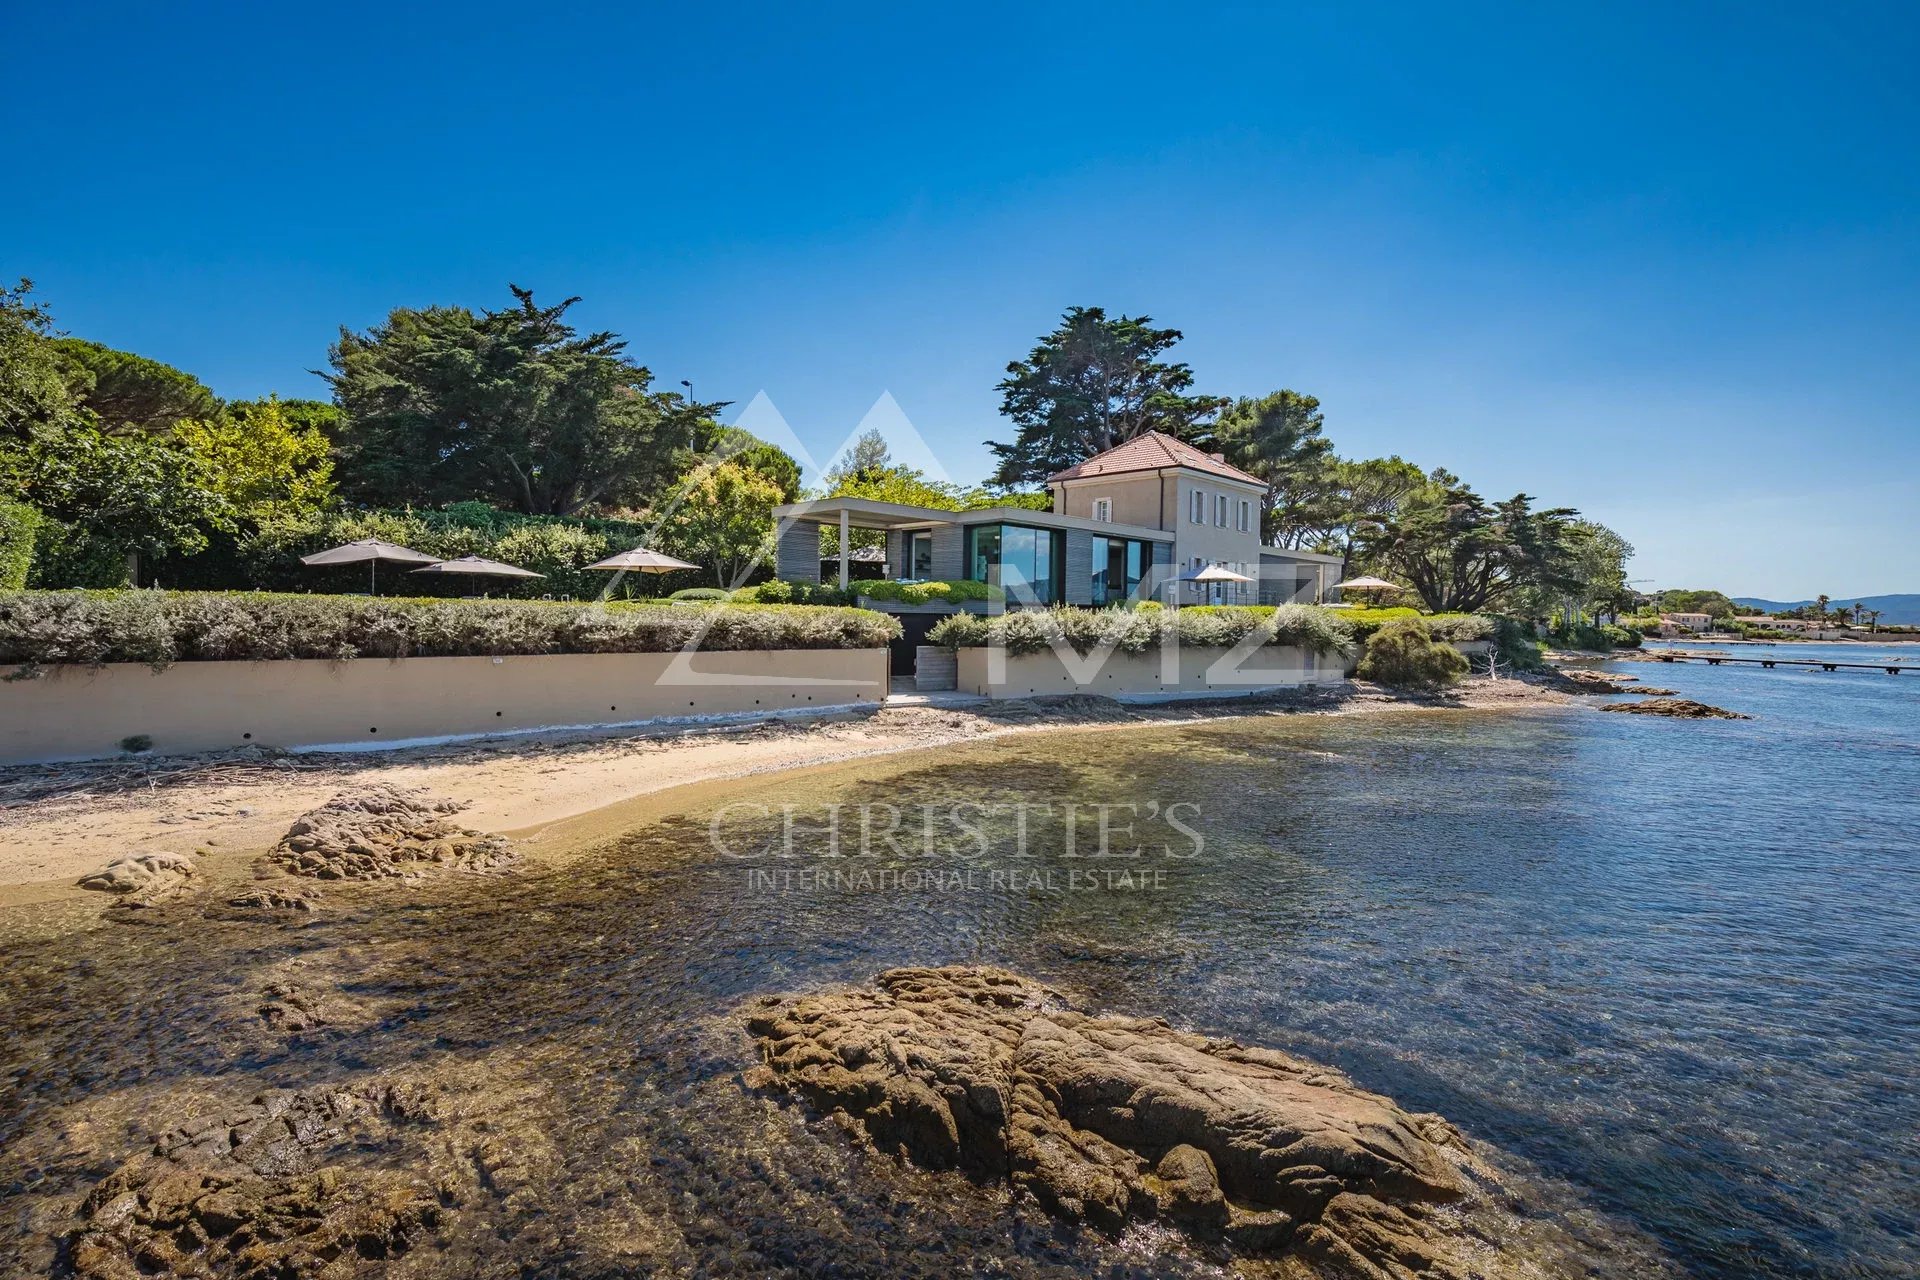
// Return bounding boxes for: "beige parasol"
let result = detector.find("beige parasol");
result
[299,538,440,594]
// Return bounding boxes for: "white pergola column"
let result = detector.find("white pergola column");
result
[838,510,850,591]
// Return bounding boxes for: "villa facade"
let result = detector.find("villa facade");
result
[773,431,1342,610]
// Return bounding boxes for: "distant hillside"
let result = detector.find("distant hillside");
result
[1732,594,1920,625]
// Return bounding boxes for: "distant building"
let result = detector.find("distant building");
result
[1662,612,1713,633]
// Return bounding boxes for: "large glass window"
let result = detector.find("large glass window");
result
[966,523,1063,604]
[909,531,933,578]
[1090,535,1151,605]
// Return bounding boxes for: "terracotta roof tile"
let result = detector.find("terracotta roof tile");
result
[1045,430,1265,486]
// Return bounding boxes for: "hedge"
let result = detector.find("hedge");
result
[852,578,999,605]
[926,604,1356,658]
[1337,607,1494,643]
[0,501,38,591]
[0,591,901,672]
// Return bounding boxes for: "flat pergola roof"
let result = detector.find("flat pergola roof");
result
[773,497,1173,541]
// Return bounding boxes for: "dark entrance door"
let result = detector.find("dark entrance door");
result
[887,612,944,677]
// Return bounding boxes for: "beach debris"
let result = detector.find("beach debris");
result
[76,851,198,907]
[267,785,515,880]
[1597,698,1751,720]
[67,1081,445,1279]
[745,966,1488,1274]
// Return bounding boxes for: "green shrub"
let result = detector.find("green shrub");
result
[0,500,38,590]
[189,504,699,600]
[854,578,999,606]
[1490,617,1546,671]
[925,604,1356,659]
[1339,607,1491,642]
[1355,618,1469,690]
[0,591,901,672]
[1548,619,1616,652]
[27,517,131,588]
[1601,623,1642,649]
[729,579,854,606]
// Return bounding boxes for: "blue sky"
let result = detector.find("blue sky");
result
[7,2,1916,598]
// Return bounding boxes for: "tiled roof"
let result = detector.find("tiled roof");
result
[1046,430,1265,486]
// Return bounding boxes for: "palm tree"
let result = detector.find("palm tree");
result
[1852,602,1866,626]
[1866,609,1882,634]
[1815,593,1831,623]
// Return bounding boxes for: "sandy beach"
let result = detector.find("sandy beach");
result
[0,676,1576,910]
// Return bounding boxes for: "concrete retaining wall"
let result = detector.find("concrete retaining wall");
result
[955,645,1346,700]
[0,649,890,764]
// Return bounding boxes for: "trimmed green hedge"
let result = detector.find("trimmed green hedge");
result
[854,578,999,605]
[0,501,38,591]
[729,580,856,606]
[0,591,900,672]
[926,604,1356,658]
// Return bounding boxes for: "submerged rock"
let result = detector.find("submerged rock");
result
[76,852,197,907]
[1597,698,1751,720]
[69,1082,444,1279]
[267,785,515,881]
[744,966,1491,1276]
[227,882,320,912]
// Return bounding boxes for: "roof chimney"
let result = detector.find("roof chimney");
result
[1209,451,1226,462]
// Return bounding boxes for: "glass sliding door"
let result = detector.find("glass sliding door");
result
[965,523,1063,604]
[1090,535,1150,605]
[909,531,933,579]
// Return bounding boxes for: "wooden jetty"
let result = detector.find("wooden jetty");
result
[1649,650,1909,675]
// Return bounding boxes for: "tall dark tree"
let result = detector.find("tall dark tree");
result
[1214,390,1334,544]
[327,286,725,515]
[50,338,218,433]
[988,306,1227,485]
[1357,482,1581,614]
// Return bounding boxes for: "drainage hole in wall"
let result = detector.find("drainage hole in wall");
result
[242,733,252,740]
[610,705,617,711]
[495,711,503,716]
[369,727,378,734]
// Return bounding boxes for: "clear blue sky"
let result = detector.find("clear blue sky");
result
[7,2,1916,599]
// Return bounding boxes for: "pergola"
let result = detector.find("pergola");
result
[773,498,954,589]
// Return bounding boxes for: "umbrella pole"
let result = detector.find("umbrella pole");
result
[371,559,377,596]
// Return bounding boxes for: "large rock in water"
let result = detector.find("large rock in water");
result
[745,967,1488,1278]
[1596,697,1750,719]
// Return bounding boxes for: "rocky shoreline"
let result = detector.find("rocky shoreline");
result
[746,966,1514,1278]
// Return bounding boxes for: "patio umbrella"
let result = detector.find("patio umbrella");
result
[409,555,544,595]
[299,538,439,594]
[1179,564,1255,583]
[1177,563,1256,606]
[585,547,701,573]
[1330,574,1401,603]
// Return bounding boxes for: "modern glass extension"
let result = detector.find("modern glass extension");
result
[965,523,1063,604]
[1089,535,1150,605]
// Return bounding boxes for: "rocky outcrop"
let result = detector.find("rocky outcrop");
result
[68,1082,444,1279]
[1597,698,1750,720]
[266,786,515,880]
[228,883,320,912]
[76,852,197,907]
[745,967,1489,1277]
